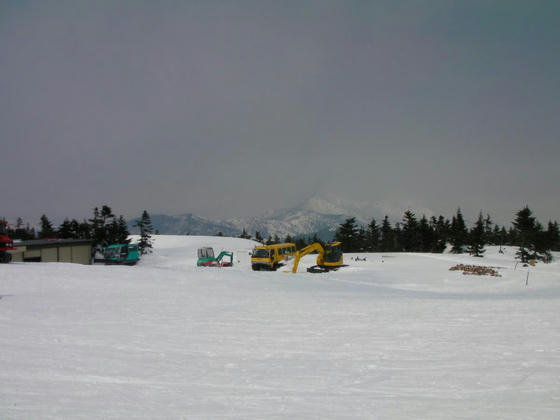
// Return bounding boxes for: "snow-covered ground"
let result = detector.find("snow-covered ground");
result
[2,235,560,419]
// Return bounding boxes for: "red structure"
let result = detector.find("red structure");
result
[0,221,15,263]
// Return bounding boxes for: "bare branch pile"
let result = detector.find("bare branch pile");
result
[449,264,502,277]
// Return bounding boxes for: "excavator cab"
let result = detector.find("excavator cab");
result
[291,241,344,273]
[321,242,343,266]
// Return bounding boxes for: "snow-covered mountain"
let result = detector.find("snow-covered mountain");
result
[129,195,374,240]
[130,213,239,237]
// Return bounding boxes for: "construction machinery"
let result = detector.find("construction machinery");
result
[197,247,234,267]
[251,243,296,271]
[291,241,344,273]
[0,221,15,263]
[104,243,140,265]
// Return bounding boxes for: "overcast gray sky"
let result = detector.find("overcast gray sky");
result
[1,0,559,226]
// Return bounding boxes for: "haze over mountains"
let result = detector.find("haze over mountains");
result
[129,194,385,240]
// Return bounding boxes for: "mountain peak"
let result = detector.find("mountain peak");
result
[301,194,371,222]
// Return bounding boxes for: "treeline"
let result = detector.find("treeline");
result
[332,206,558,263]
[242,206,559,263]
[3,205,154,255]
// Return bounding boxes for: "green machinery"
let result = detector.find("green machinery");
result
[197,247,233,267]
[104,243,140,265]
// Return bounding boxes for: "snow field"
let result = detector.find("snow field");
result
[1,236,560,419]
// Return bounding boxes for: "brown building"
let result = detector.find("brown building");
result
[10,239,93,265]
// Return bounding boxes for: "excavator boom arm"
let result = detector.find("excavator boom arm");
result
[292,243,324,273]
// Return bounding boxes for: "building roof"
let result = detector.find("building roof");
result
[13,238,92,248]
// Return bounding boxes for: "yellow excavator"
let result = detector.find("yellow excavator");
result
[291,241,344,273]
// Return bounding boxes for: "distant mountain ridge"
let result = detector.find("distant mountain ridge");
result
[129,195,371,240]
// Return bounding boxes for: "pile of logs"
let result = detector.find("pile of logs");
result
[449,264,502,277]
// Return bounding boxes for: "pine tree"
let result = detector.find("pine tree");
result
[239,228,251,239]
[58,219,74,239]
[418,215,435,252]
[357,227,367,252]
[77,219,91,239]
[254,231,264,243]
[89,207,105,249]
[431,215,449,253]
[379,216,394,252]
[533,222,550,262]
[400,210,420,252]
[106,216,130,245]
[135,210,154,255]
[100,205,114,224]
[450,208,468,254]
[295,237,307,250]
[512,206,537,263]
[467,212,486,257]
[483,214,494,244]
[38,214,56,238]
[334,217,360,252]
[12,218,35,240]
[546,221,559,252]
[366,218,380,252]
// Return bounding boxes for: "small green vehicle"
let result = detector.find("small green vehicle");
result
[104,243,140,265]
[197,247,233,267]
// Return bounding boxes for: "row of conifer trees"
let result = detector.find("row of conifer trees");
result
[4,205,154,255]
[332,206,559,262]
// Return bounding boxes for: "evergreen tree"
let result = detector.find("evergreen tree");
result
[400,210,420,252]
[379,216,394,252]
[532,222,551,262]
[76,219,91,239]
[450,208,468,254]
[254,231,264,243]
[88,207,105,249]
[10,218,35,240]
[365,218,380,252]
[467,212,486,257]
[239,228,251,239]
[284,234,294,244]
[431,215,449,253]
[106,216,130,245]
[483,214,494,243]
[100,204,112,220]
[393,223,403,251]
[546,221,559,252]
[38,214,56,238]
[512,206,538,263]
[135,210,154,255]
[58,218,74,239]
[295,237,307,250]
[334,217,360,252]
[357,226,367,252]
[490,225,502,247]
[418,215,434,252]
[507,226,518,246]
